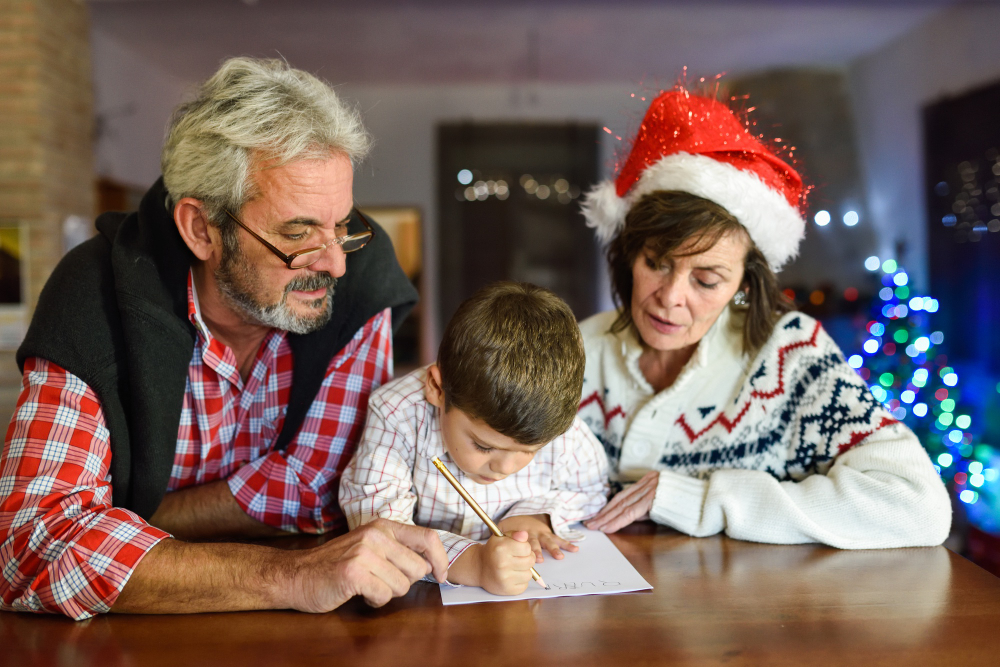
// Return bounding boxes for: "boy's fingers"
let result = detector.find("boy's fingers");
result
[502,531,534,558]
[529,537,544,562]
[511,552,537,571]
[540,534,577,559]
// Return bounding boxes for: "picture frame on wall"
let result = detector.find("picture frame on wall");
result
[359,206,426,372]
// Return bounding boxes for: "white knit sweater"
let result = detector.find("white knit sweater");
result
[579,307,952,549]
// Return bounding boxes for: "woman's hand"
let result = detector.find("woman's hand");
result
[585,471,660,533]
[497,514,579,562]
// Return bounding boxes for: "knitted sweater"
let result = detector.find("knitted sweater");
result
[578,307,952,549]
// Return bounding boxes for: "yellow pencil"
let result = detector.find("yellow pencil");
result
[431,456,549,590]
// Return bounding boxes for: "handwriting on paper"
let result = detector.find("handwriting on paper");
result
[440,527,651,605]
[546,580,621,590]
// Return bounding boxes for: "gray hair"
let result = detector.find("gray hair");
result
[161,57,371,223]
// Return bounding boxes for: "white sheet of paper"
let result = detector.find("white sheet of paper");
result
[439,526,652,605]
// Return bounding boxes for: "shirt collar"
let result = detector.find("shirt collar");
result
[187,270,211,344]
[185,270,288,389]
[185,270,287,350]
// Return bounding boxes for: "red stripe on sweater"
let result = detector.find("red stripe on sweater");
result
[837,416,898,455]
[675,320,823,443]
[579,391,626,429]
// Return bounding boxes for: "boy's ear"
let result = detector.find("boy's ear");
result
[424,364,446,409]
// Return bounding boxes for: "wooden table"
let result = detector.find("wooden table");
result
[3,521,999,666]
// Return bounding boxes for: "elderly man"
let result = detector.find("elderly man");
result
[0,58,447,620]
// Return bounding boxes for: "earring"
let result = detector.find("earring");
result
[733,290,748,306]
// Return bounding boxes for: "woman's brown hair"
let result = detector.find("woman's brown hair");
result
[606,190,793,355]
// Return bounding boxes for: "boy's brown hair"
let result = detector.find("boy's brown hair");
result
[437,281,585,445]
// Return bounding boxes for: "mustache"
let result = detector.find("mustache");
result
[285,272,337,295]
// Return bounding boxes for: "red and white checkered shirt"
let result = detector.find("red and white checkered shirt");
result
[0,274,392,620]
[339,367,609,573]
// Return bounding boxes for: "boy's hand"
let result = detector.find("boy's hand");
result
[465,530,535,596]
[497,514,579,563]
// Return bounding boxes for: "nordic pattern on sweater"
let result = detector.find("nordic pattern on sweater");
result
[580,312,898,484]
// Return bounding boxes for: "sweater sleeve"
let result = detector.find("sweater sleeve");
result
[649,335,952,549]
[650,422,951,548]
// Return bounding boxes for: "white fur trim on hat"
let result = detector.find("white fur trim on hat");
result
[580,179,630,245]
[582,152,805,271]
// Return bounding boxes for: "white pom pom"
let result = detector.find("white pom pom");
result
[580,180,629,245]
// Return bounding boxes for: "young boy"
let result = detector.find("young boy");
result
[339,282,609,596]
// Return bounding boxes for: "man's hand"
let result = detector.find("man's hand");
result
[448,531,534,596]
[279,519,449,612]
[113,519,448,614]
[584,470,659,533]
[497,514,578,563]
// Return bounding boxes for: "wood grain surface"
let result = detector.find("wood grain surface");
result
[3,521,999,666]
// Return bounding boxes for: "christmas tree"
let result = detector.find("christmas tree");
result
[847,257,999,534]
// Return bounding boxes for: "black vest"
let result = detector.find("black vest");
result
[17,178,417,519]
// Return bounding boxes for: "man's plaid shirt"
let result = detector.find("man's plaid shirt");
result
[0,275,392,619]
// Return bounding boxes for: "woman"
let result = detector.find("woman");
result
[578,89,950,548]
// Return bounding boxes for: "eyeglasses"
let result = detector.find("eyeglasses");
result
[223,207,375,270]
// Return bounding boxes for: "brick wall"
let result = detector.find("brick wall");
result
[0,0,94,420]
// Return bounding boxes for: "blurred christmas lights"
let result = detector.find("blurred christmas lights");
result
[848,257,998,524]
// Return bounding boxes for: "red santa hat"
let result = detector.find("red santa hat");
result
[582,89,806,271]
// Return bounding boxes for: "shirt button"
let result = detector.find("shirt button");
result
[633,442,651,458]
